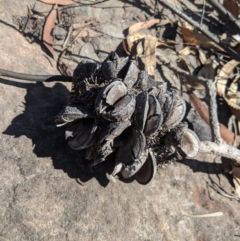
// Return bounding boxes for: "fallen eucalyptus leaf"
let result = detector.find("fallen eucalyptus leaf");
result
[223,0,239,18]
[181,27,224,51]
[186,85,240,144]
[43,5,57,60]
[216,59,240,97]
[143,35,157,76]
[135,150,157,185]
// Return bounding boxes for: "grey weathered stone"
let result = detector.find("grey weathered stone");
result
[1,1,240,240]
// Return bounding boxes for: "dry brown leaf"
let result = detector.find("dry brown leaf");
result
[178,46,196,55]
[124,32,175,56]
[43,5,57,60]
[181,27,224,51]
[143,36,157,76]
[122,39,131,55]
[223,0,239,18]
[136,40,144,56]
[198,49,207,65]
[185,75,205,90]
[128,19,160,35]
[126,32,146,54]
[185,85,240,144]
[38,0,76,5]
[216,60,240,97]
[230,106,240,121]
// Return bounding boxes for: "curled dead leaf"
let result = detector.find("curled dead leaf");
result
[43,5,57,60]
[216,60,240,97]
[123,32,175,77]
[181,27,224,51]
[142,36,157,76]
[124,33,175,55]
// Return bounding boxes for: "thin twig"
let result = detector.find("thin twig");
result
[0,68,72,82]
[63,24,73,49]
[184,212,223,218]
[200,141,240,163]
[158,0,240,61]
[206,0,240,32]
[200,0,206,26]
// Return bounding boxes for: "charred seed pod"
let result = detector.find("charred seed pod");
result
[136,70,149,90]
[95,80,127,116]
[117,60,139,88]
[134,150,157,185]
[56,51,200,185]
[73,59,99,83]
[162,94,186,130]
[98,120,131,143]
[121,151,148,179]
[56,105,93,123]
[111,160,123,176]
[133,91,149,131]
[116,127,146,165]
[67,119,97,150]
[101,93,136,122]
[180,129,200,158]
[144,94,162,136]
[101,51,119,80]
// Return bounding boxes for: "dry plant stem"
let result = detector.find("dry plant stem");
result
[0,68,72,82]
[200,0,206,26]
[158,0,240,61]
[200,141,240,163]
[191,76,222,144]
[206,0,240,31]
[157,54,240,163]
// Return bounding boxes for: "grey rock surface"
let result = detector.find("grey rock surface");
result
[0,1,240,241]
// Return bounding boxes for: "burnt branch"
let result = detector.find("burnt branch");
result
[157,54,240,163]
[0,68,72,82]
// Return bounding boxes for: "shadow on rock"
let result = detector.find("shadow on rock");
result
[1,78,110,187]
